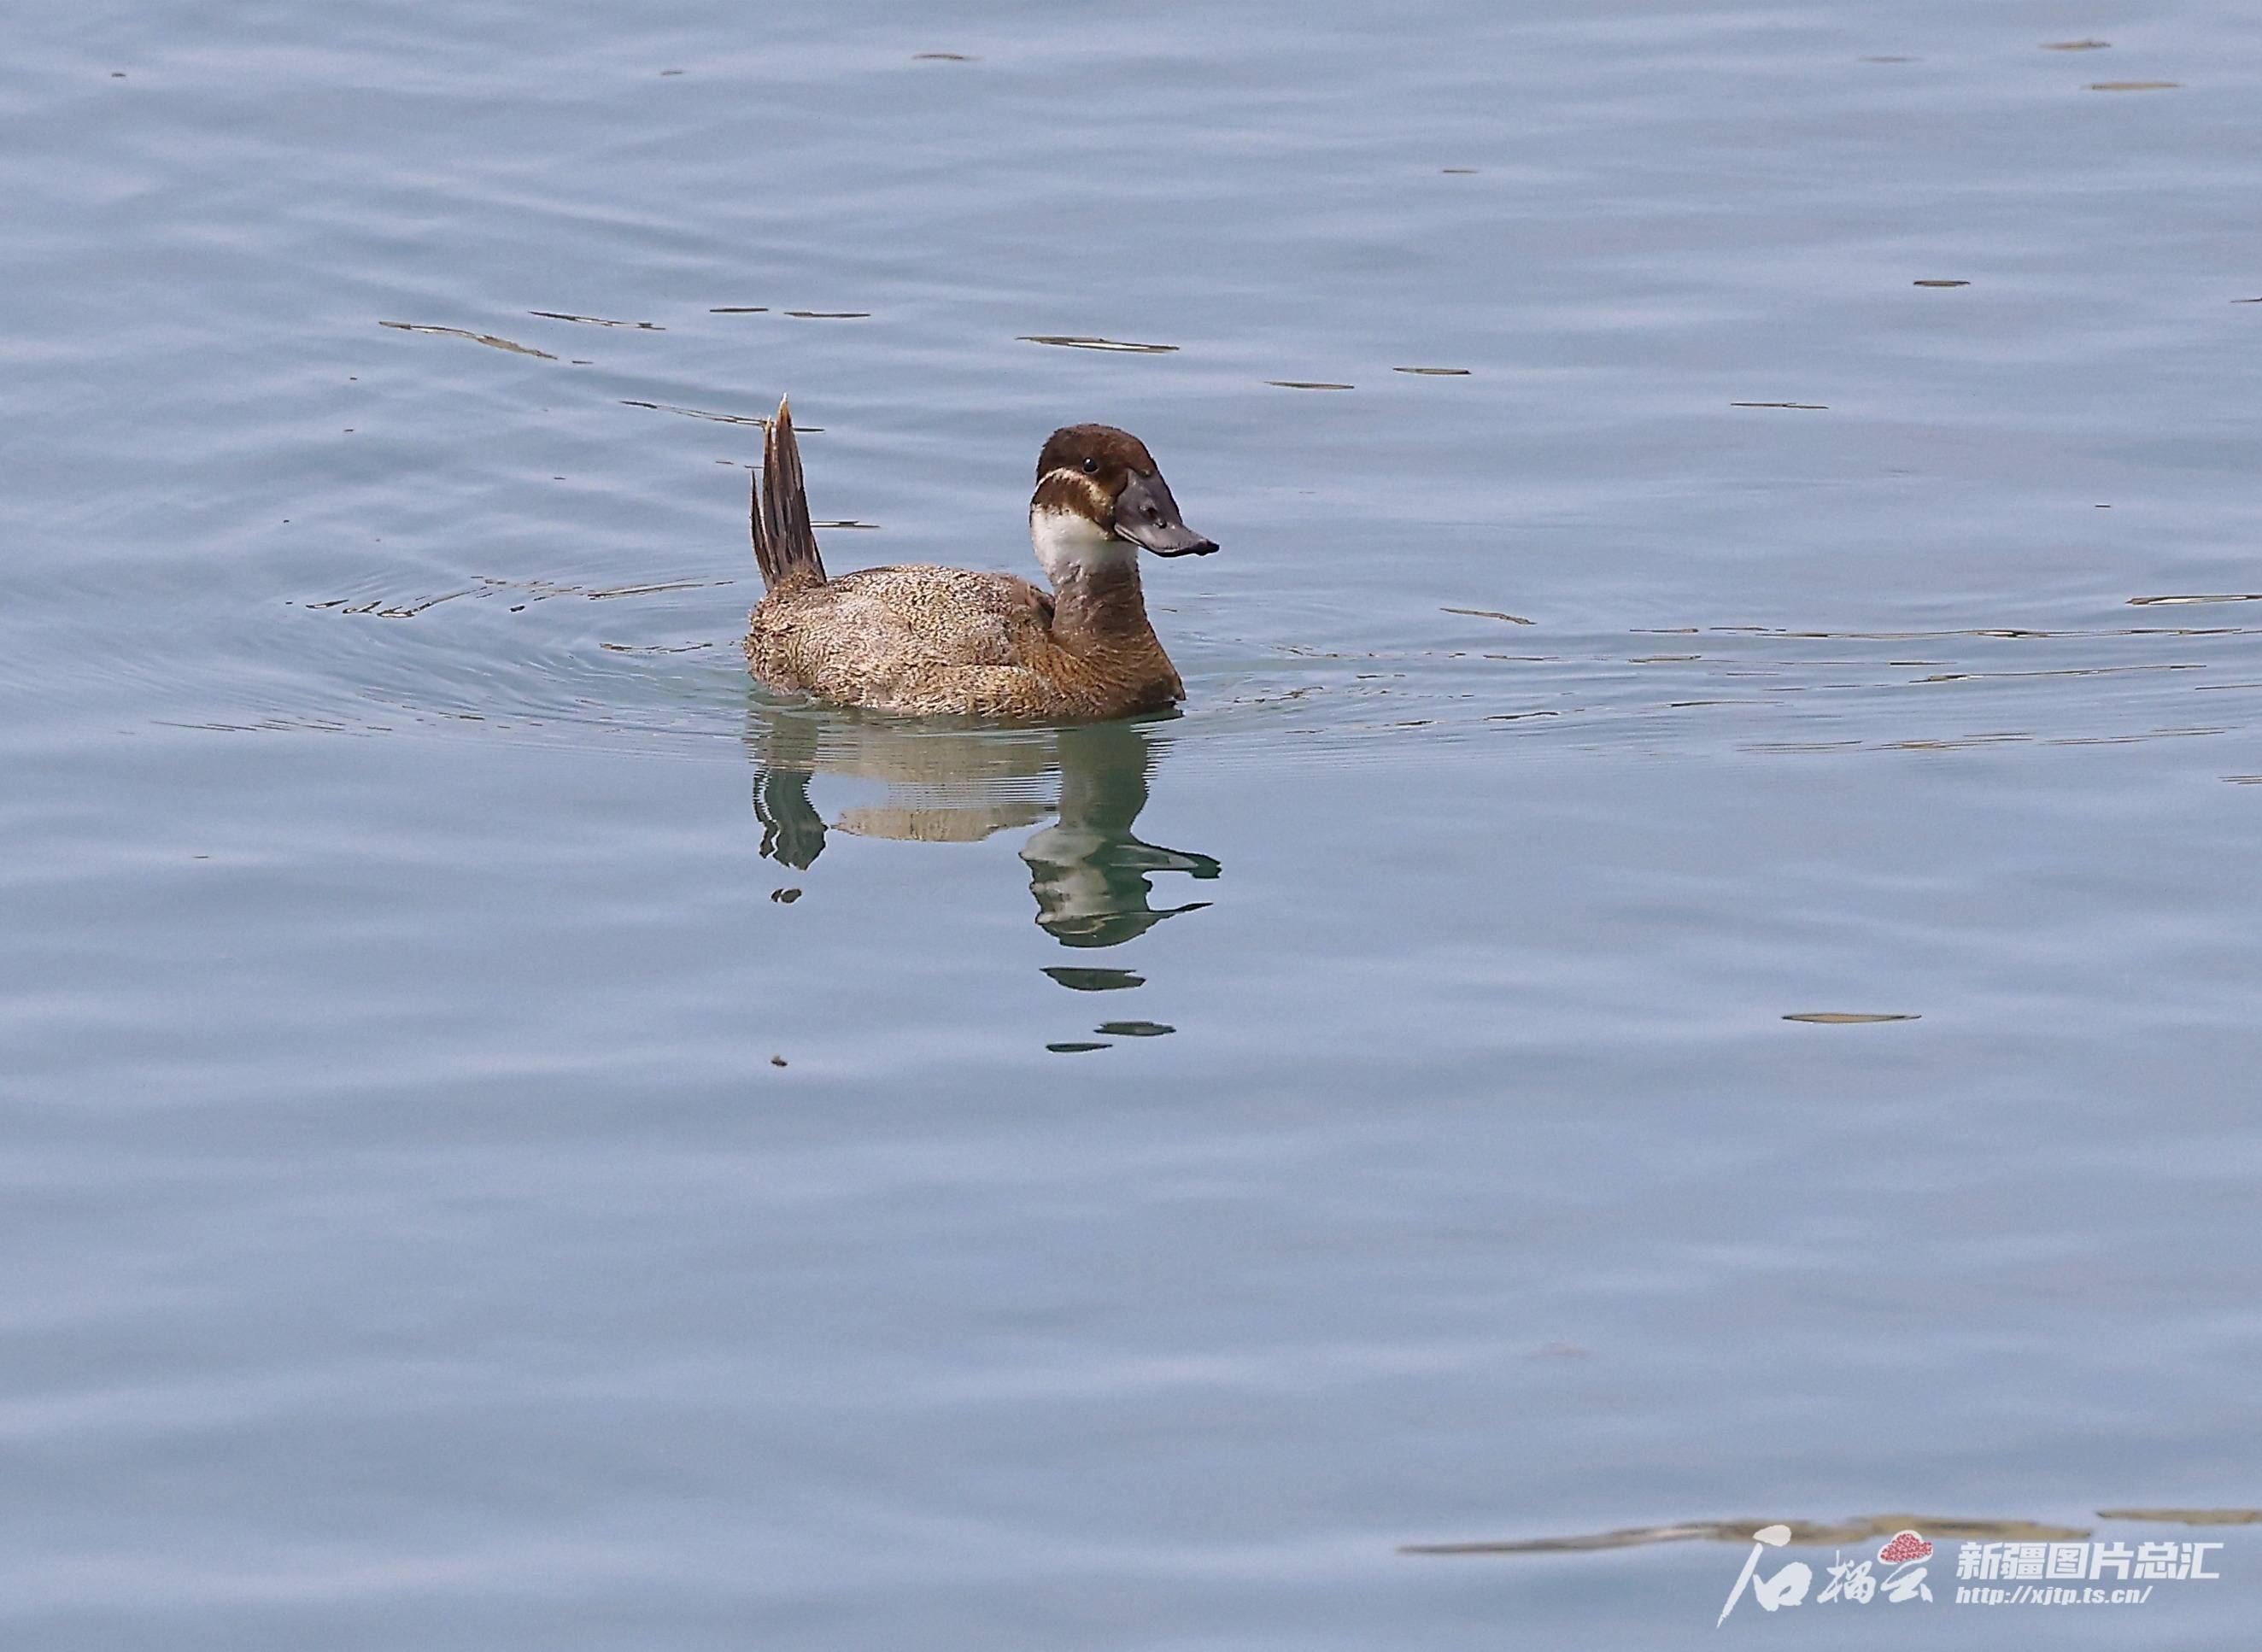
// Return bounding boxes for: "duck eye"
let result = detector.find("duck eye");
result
[1081,457,1099,474]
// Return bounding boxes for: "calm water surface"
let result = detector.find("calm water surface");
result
[5,0,2262,1644]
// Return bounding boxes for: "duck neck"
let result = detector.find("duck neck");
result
[1031,506,1157,652]
[1054,559,1160,650]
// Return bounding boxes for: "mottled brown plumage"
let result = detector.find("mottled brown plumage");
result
[744,400,1216,719]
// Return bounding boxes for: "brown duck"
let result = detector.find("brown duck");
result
[744,400,1216,718]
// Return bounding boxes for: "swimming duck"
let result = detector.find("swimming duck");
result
[744,400,1216,718]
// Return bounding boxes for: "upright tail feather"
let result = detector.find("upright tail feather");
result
[750,396,825,589]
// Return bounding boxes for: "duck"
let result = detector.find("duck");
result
[744,399,1216,718]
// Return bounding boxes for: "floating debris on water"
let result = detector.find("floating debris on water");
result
[1913,278,1970,287]
[1046,1040,1111,1054]
[620,398,820,429]
[1732,401,1827,410]
[529,310,664,329]
[1403,1514,2089,1555]
[913,51,975,61]
[812,519,878,530]
[2087,80,2181,91]
[299,575,732,618]
[1019,335,1180,354]
[784,310,870,319]
[2096,1508,2262,1525]
[1443,606,1535,625]
[2049,726,2227,748]
[1395,366,1471,375]
[1096,1021,1174,1037]
[1440,167,1479,174]
[1044,967,1145,992]
[1784,1011,1920,1025]
[1908,662,2198,685]
[2042,39,2111,50]
[583,579,733,600]
[710,306,770,313]
[1644,620,2259,641]
[378,321,554,360]
[1269,380,1354,390]
[2128,593,2262,606]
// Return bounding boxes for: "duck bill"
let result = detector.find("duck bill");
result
[1114,471,1218,558]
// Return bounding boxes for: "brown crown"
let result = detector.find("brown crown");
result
[1035,424,1158,483]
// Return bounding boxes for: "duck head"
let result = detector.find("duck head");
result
[1029,424,1216,585]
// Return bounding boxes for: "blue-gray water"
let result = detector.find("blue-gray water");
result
[6,0,2261,1644]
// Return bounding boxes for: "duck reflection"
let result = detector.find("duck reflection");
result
[747,711,1218,952]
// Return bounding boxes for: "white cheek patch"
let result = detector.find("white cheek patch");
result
[1030,505,1134,586]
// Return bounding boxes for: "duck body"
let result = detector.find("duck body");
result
[747,563,1183,719]
[742,404,1215,720]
